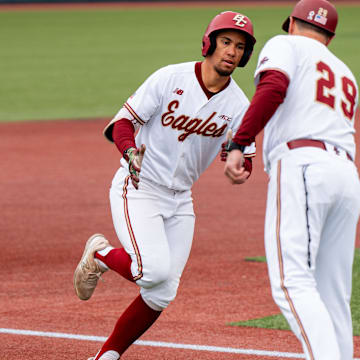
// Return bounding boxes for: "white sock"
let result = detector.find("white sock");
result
[94,246,114,271]
[97,246,114,256]
[98,350,120,360]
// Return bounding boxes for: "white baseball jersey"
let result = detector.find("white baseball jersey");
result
[104,61,255,191]
[255,35,358,171]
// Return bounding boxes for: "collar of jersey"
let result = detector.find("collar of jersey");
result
[195,62,231,100]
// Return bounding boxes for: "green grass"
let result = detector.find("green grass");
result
[245,256,267,262]
[0,5,359,122]
[352,248,360,335]
[230,313,291,331]
[231,249,360,335]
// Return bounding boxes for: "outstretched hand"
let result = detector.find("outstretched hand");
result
[224,149,249,184]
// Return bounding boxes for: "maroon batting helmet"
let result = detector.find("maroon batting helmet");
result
[282,0,338,36]
[202,11,256,67]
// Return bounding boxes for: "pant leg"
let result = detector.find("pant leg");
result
[109,168,171,292]
[265,156,340,360]
[140,190,195,310]
[314,160,360,360]
[110,168,195,310]
[140,214,195,310]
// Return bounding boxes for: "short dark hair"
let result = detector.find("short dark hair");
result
[294,18,332,41]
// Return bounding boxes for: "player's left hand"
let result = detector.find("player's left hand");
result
[125,145,146,190]
[224,149,249,184]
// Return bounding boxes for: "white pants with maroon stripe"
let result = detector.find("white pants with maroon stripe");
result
[109,167,195,311]
[265,146,360,360]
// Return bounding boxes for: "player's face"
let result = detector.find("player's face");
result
[211,30,246,76]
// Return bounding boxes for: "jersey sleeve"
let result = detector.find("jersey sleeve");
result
[243,142,256,158]
[103,67,166,142]
[254,35,296,85]
[123,68,165,126]
[103,106,140,142]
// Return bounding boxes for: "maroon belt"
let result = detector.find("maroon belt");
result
[287,139,353,161]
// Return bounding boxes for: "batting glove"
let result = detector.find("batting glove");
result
[123,145,146,190]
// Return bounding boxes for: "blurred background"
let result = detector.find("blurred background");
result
[0,0,359,123]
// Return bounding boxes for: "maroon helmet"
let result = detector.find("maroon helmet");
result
[282,0,338,36]
[202,11,256,67]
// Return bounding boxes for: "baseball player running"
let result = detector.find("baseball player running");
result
[224,0,360,359]
[74,11,256,360]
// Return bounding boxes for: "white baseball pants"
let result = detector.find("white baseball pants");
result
[265,146,360,360]
[109,167,195,311]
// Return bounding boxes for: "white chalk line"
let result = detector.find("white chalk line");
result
[1,327,359,359]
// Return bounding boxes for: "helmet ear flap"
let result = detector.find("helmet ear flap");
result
[238,40,254,67]
[206,33,217,56]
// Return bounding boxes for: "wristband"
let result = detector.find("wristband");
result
[226,141,246,153]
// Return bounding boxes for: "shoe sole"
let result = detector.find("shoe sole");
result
[73,233,108,300]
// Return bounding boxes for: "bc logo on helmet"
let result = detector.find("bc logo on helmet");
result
[232,14,247,27]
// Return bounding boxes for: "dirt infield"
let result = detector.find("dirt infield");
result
[1,118,359,359]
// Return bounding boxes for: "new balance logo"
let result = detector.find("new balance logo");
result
[173,88,184,95]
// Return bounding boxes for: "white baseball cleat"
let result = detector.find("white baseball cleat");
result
[73,233,109,300]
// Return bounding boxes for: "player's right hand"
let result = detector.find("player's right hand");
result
[224,149,248,184]
[124,145,146,190]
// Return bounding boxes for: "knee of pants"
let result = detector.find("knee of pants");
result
[270,276,316,308]
[136,256,171,290]
[140,278,180,311]
[269,281,284,306]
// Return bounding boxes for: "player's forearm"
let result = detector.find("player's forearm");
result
[112,119,136,155]
[233,70,289,146]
